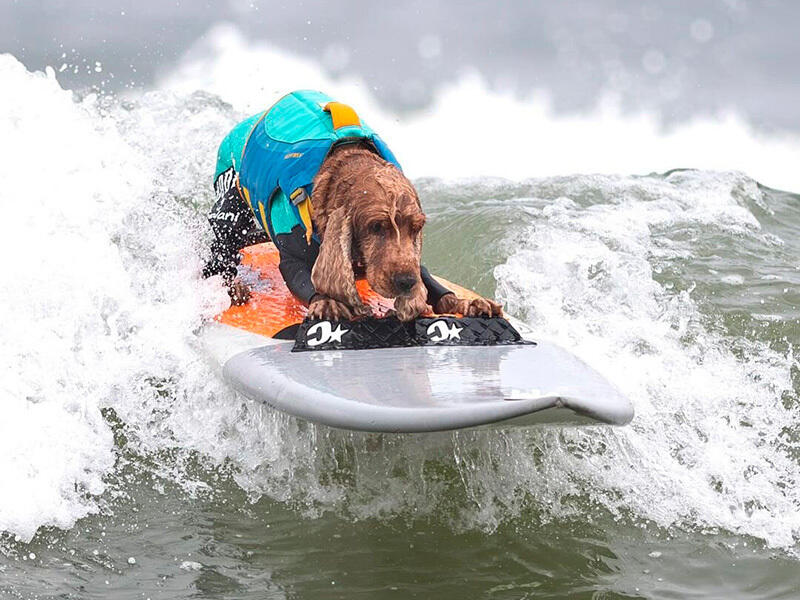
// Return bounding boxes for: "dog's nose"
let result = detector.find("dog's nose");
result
[392,272,417,294]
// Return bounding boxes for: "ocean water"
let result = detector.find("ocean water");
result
[1,26,799,599]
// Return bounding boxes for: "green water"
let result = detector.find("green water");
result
[2,170,799,599]
[5,457,800,599]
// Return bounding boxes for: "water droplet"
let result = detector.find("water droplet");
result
[642,50,666,74]
[690,19,714,43]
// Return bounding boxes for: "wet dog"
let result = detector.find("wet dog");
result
[307,142,502,321]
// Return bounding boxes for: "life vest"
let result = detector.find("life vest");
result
[234,90,401,244]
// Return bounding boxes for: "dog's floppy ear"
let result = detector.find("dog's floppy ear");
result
[311,205,364,310]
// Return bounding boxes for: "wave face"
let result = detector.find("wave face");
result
[0,24,798,565]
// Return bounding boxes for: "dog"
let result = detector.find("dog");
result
[204,90,502,322]
[307,142,501,321]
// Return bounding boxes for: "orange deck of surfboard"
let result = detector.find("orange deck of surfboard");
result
[217,243,479,338]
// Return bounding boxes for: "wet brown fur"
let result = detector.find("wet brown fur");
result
[308,142,502,321]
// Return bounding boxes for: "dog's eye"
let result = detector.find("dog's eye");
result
[368,221,385,235]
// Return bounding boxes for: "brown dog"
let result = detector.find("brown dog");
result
[306,142,502,321]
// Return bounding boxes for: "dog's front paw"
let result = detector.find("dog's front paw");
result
[464,296,503,317]
[308,296,371,321]
[435,293,503,317]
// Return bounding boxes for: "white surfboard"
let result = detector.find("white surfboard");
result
[203,243,634,432]
[203,319,633,432]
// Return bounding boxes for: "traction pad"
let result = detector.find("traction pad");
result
[292,316,534,352]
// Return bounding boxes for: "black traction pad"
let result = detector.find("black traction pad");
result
[292,316,535,352]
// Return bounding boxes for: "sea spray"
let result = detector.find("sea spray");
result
[0,55,228,541]
[0,48,798,554]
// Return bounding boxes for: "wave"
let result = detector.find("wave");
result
[0,27,798,554]
[162,23,800,193]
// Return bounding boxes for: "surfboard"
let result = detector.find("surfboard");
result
[203,243,634,432]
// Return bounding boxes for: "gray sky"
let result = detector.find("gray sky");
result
[3,0,799,133]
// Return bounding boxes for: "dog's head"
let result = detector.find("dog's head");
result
[311,152,426,305]
[351,170,426,298]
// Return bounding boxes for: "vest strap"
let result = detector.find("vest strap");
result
[323,102,361,129]
[297,198,314,245]
[290,188,315,244]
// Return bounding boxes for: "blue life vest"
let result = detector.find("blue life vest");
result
[232,90,401,244]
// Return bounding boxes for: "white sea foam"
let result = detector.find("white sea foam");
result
[180,560,203,571]
[491,171,799,547]
[0,55,230,541]
[0,26,798,553]
[163,23,800,193]
[0,57,132,540]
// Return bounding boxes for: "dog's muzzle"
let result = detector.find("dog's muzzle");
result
[392,272,418,295]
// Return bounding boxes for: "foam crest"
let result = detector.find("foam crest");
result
[0,55,229,541]
[163,24,800,193]
[1,36,797,554]
[492,171,799,546]
[0,56,137,540]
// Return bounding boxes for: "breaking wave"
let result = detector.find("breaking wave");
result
[0,23,798,555]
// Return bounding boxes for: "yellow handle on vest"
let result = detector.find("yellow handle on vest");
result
[297,198,314,244]
[323,102,361,129]
[290,188,315,245]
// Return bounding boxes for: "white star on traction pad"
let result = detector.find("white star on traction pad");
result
[446,324,463,340]
[328,324,349,343]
